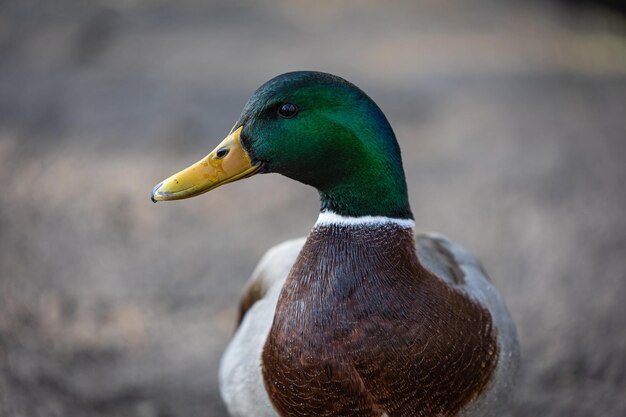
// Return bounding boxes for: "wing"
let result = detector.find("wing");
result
[236,237,306,326]
[220,237,305,417]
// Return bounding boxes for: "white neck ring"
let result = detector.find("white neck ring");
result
[314,211,415,229]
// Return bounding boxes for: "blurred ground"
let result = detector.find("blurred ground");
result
[1,0,625,416]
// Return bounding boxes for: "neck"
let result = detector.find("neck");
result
[299,217,423,291]
[309,213,419,274]
[315,211,415,230]
[318,106,413,219]
[317,164,413,219]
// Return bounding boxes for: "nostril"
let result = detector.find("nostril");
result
[215,148,230,159]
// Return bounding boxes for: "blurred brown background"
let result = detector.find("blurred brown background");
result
[1,0,625,416]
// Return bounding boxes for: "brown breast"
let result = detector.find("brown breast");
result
[262,224,498,417]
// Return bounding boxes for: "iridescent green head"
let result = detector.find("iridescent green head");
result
[152,71,412,219]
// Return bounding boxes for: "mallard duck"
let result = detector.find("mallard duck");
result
[151,71,519,417]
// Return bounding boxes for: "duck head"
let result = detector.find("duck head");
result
[152,71,412,219]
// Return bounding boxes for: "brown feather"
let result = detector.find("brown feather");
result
[262,224,498,417]
[237,279,267,326]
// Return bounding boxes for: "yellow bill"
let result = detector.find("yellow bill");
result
[151,126,261,202]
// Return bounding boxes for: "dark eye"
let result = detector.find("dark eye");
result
[278,103,298,118]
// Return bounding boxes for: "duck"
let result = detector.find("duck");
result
[151,71,519,417]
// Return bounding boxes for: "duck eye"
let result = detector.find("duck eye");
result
[278,103,298,118]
